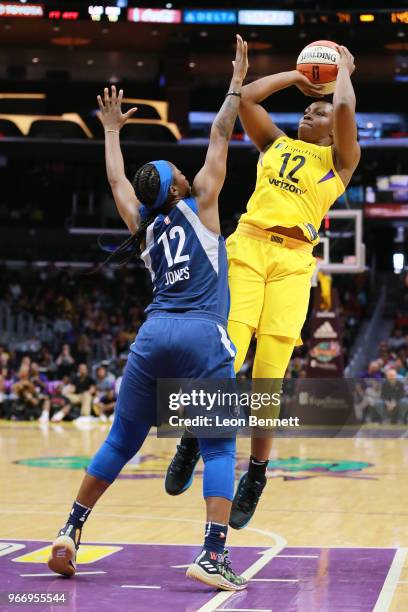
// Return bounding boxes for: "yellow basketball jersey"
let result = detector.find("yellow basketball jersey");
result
[239,135,345,244]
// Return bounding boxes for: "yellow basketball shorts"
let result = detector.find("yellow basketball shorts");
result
[226,225,316,341]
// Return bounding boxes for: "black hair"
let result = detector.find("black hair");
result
[99,163,170,268]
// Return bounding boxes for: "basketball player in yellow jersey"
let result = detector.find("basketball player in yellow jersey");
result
[166,46,360,529]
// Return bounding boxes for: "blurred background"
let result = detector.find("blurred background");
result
[0,0,407,424]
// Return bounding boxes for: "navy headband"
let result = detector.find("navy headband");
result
[139,160,173,221]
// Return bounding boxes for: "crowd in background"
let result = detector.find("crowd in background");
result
[0,263,150,422]
[1,263,405,425]
[355,276,408,424]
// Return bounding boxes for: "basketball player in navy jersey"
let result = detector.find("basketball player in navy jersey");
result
[48,35,248,591]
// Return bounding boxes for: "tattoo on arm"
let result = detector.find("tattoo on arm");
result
[212,95,241,140]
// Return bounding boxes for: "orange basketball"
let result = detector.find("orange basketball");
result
[296,40,340,94]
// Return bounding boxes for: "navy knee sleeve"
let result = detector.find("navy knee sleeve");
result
[199,437,236,501]
[87,414,150,483]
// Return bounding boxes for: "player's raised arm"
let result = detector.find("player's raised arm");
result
[240,70,323,152]
[193,34,248,234]
[97,86,139,234]
[332,46,361,181]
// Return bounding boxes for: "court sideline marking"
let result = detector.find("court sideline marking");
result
[373,547,408,612]
[196,532,287,612]
[0,510,282,544]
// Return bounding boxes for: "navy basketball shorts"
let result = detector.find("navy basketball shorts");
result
[115,312,236,426]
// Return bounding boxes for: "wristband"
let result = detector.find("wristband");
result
[226,91,242,98]
[105,129,120,134]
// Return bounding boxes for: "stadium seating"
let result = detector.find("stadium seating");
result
[0,95,180,141]
[0,119,23,138]
[0,93,46,115]
[120,120,180,142]
[0,113,92,138]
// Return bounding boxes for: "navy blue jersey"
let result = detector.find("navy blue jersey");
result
[141,198,229,321]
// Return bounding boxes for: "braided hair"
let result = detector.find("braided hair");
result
[100,163,171,267]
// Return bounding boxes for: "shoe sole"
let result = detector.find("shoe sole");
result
[47,536,76,577]
[186,563,247,591]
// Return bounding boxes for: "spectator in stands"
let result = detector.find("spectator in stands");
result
[94,365,115,395]
[93,388,116,422]
[359,379,383,423]
[30,362,50,415]
[394,358,407,377]
[75,335,91,365]
[11,366,42,420]
[55,343,76,378]
[362,360,384,380]
[0,375,8,418]
[398,348,408,371]
[381,369,408,424]
[20,355,31,371]
[40,383,73,423]
[114,331,131,359]
[30,362,48,391]
[64,363,95,417]
[54,316,73,340]
[389,328,406,352]
[37,344,56,376]
[0,345,10,377]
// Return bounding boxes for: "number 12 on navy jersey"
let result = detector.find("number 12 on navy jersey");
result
[158,226,190,268]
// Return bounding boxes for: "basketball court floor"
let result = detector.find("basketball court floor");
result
[1,420,407,611]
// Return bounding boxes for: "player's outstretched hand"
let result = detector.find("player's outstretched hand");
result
[336,45,355,75]
[96,86,137,131]
[294,72,325,98]
[232,34,248,82]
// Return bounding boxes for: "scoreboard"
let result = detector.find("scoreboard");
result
[0,3,406,26]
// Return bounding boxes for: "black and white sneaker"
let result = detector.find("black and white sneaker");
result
[165,436,201,496]
[229,472,266,530]
[186,549,247,591]
[48,524,81,577]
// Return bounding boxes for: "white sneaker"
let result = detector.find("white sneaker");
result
[99,414,108,423]
[51,410,65,422]
[39,411,49,423]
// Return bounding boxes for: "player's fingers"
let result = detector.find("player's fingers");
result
[306,90,324,98]
[96,95,104,112]
[236,34,243,55]
[123,107,137,120]
[303,83,324,96]
[342,45,353,60]
[111,85,117,103]
[104,87,110,106]
[308,85,325,94]
[118,88,123,104]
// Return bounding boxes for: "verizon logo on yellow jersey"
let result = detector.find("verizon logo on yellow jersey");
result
[269,177,307,195]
